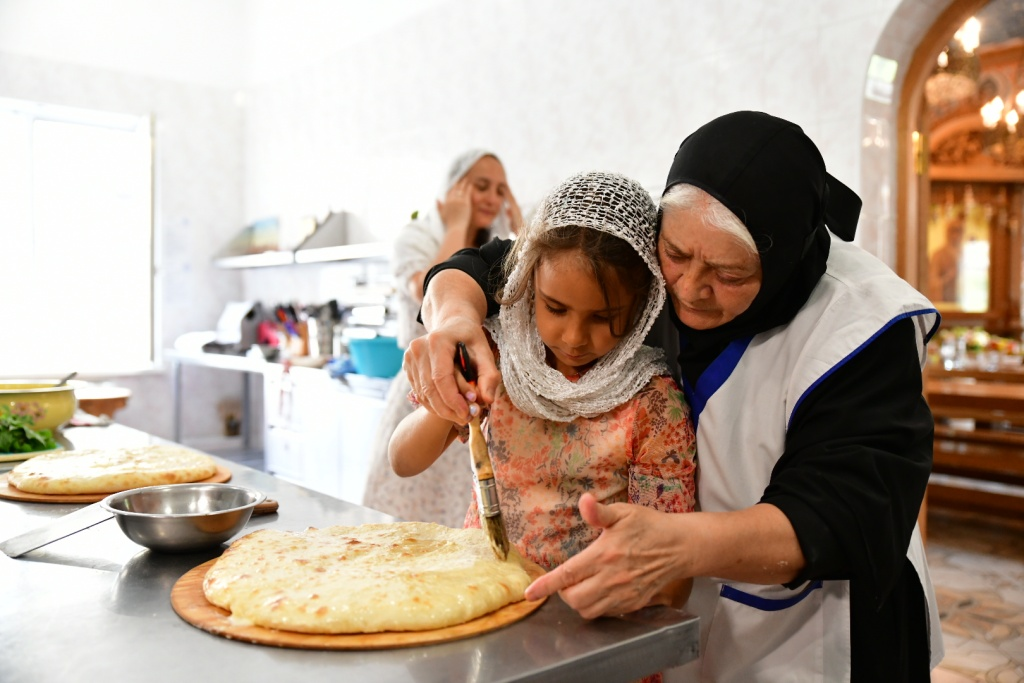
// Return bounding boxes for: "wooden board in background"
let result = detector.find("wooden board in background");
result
[0,465,232,504]
[171,557,547,650]
[0,446,62,463]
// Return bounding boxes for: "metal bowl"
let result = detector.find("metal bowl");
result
[100,483,267,553]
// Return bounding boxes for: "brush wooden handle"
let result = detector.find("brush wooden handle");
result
[468,415,494,481]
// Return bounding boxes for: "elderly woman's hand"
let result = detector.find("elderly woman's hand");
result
[525,495,808,619]
[524,493,691,617]
[403,314,499,425]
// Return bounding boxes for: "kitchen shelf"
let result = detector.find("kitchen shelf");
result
[213,242,390,269]
[295,241,391,264]
[214,251,295,269]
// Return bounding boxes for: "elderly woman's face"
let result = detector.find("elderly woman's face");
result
[658,207,762,329]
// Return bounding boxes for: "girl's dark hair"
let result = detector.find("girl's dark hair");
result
[498,225,652,337]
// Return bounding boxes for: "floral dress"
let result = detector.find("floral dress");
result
[463,374,697,571]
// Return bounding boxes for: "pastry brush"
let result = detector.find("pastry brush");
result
[455,342,511,561]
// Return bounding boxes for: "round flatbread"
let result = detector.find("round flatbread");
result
[202,522,534,634]
[7,444,218,495]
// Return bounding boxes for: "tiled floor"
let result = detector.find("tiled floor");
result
[927,509,1024,682]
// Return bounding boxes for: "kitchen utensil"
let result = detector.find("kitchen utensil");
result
[455,342,510,560]
[0,484,278,557]
[0,380,77,431]
[56,372,78,386]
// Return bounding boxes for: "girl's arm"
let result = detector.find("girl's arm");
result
[388,406,461,477]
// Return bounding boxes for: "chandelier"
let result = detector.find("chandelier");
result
[979,60,1024,132]
[925,17,982,108]
[926,13,1024,167]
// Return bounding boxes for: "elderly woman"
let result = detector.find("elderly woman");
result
[403,112,943,681]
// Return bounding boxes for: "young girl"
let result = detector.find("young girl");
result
[389,171,696,586]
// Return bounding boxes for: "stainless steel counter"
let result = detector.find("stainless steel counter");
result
[1,426,698,683]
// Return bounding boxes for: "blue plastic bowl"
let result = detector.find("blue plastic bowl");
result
[348,336,404,378]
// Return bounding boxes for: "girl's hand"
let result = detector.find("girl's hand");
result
[437,178,473,241]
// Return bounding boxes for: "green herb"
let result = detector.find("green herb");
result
[0,405,58,453]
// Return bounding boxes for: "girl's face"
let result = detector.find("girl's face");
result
[658,206,762,329]
[533,250,635,378]
[464,156,509,229]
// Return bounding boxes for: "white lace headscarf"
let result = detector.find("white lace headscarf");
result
[486,171,667,422]
[393,149,513,348]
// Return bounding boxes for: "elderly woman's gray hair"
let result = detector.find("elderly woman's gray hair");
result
[660,184,758,256]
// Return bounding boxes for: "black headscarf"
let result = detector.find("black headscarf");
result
[662,111,863,384]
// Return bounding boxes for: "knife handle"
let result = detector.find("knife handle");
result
[253,499,279,516]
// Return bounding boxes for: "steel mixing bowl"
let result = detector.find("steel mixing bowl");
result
[100,483,267,553]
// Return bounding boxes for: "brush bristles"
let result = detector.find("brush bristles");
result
[483,514,510,560]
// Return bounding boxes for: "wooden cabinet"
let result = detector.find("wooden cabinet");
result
[924,362,1024,517]
[263,364,386,504]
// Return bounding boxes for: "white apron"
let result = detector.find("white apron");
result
[683,237,943,682]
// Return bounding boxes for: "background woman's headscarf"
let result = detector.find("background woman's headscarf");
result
[393,149,512,348]
[661,111,863,383]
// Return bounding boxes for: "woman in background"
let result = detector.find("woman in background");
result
[362,149,521,526]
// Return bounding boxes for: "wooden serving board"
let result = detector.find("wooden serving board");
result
[0,465,232,504]
[171,557,547,650]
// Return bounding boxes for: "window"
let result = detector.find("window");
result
[0,98,154,376]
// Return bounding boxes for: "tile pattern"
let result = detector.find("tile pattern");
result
[928,510,1024,682]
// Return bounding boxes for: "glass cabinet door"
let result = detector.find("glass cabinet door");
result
[926,181,1022,333]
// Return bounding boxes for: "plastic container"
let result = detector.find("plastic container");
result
[347,336,404,378]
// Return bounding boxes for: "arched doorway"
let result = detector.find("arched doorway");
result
[864,0,1024,540]
[864,0,1024,335]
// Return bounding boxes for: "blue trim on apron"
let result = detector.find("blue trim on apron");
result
[720,580,824,611]
[788,308,940,430]
[683,336,753,430]
[922,307,942,343]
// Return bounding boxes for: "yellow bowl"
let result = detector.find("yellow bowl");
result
[0,381,77,432]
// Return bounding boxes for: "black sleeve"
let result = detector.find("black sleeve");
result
[760,318,933,608]
[420,237,514,319]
